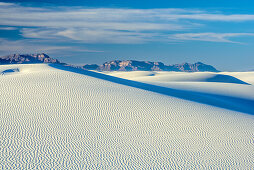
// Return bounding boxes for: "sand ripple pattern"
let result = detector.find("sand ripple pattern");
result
[0,64,253,169]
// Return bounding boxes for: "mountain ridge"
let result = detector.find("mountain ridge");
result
[0,53,60,64]
[0,53,219,72]
[84,60,219,72]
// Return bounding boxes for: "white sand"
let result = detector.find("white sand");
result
[0,64,253,169]
[108,71,254,100]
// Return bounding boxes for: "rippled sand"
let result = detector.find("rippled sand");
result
[0,64,253,169]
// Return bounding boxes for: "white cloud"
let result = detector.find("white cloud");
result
[1,3,254,44]
[0,38,103,55]
[160,14,254,22]
[0,38,69,54]
[21,27,161,44]
[170,33,254,43]
[0,6,186,30]
[0,27,17,30]
[0,2,14,6]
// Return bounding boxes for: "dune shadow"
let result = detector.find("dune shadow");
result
[1,68,19,75]
[50,64,254,115]
[206,74,250,85]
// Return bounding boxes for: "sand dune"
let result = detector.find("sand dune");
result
[108,71,254,108]
[223,71,254,85]
[0,64,253,169]
[107,71,251,84]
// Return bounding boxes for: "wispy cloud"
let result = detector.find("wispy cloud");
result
[0,27,17,30]
[21,28,161,44]
[169,33,254,43]
[162,14,254,22]
[1,2,254,44]
[0,2,14,6]
[0,38,103,56]
[0,38,69,54]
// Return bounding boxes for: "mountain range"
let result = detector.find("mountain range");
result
[0,53,219,72]
[84,60,219,72]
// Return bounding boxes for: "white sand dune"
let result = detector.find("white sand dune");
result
[107,71,250,84]
[0,64,253,169]
[108,71,254,103]
[223,71,254,85]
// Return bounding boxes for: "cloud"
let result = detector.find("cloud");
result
[0,6,186,30]
[0,38,69,54]
[0,27,17,30]
[21,27,161,44]
[161,14,254,22]
[0,38,103,56]
[1,2,254,44]
[0,2,14,6]
[170,33,254,43]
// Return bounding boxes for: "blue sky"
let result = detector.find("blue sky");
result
[0,0,254,71]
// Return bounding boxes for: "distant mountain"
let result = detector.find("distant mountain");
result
[83,60,219,72]
[173,62,219,72]
[0,54,219,72]
[0,53,60,64]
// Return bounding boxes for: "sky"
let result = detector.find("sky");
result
[0,0,254,71]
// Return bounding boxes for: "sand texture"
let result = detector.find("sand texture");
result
[0,64,253,169]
